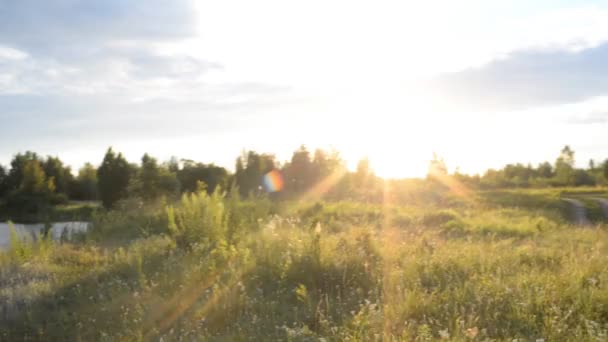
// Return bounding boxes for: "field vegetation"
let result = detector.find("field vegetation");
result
[2,186,608,340]
[1,145,608,340]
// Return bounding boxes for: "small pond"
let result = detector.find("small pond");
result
[0,222,89,249]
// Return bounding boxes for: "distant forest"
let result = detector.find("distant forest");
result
[0,145,607,212]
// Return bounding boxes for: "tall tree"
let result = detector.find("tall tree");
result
[178,160,227,194]
[6,151,41,193]
[97,147,131,208]
[74,163,98,200]
[285,146,313,193]
[536,162,553,178]
[20,160,51,196]
[234,151,274,196]
[43,156,73,195]
[140,153,161,200]
[0,164,7,197]
[555,145,575,185]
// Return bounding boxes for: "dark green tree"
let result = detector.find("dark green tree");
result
[0,164,7,197]
[6,151,41,192]
[537,162,553,178]
[20,160,52,196]
[234,151,275,196]
[285,146,313,194]
[97,147,131,208]
[43,156,73,195]
[178,160,227,194]
[72,163,98,200]
[4,160,57,214]
[140,153,161,200]
[158,168,180,197]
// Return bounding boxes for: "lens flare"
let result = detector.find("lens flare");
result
[263,169,284,192]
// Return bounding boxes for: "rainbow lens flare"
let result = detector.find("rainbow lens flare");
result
[263,169,284,192]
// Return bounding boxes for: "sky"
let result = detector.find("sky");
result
[1,0,608,178]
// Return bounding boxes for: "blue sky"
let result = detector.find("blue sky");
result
[1,0,608,177]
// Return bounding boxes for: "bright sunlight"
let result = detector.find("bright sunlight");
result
[2,1,608,340]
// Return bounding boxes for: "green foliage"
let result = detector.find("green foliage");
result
[167,189,228,249]
[20,160,51,195]
[42,156,73,195]
[5,151,41,192]
[97,147,131,208]
[7,221,55,264]
[3,144,608,340]
[0,164,7,197]
[234,150,274,197]
[3,190,608,340]
[140,153,161,200]
[177,160,227,194]
[71,162,98,200]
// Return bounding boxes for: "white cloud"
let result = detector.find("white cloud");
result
[0,46,28,60]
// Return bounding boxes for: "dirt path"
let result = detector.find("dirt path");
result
[593,197,608,219]
[562,198,590,226]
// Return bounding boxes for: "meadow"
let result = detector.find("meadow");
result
[1,188,608,341]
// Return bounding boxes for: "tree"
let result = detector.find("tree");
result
[603,159,608,181]
[355,158,373,186]
[177,161,226,194]
[97,147,131,208]
[555,145,575,185]
[72,163,98,200]
[158,168,180,197]
[130,154,181,201]
[140,153,161,201]
[0,165,7,197]
[167,156,180,173]
[285,146,313,193]
[4,159,57,214]
[234,151,274,196]
[20,160,51,196]
[43,156,73,195]
[573,169,595,186]
[311,149,343,183]
[6,151,41,193]
[536,162,553,178]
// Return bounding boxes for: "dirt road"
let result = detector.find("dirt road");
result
[562,198,590,226]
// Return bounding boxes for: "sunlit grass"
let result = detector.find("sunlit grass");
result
[2,189,608,340]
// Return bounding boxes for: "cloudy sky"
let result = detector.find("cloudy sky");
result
[1,0,608,177]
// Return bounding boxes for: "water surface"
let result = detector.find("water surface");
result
[0,222,89,249]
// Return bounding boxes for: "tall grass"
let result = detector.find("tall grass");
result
[1,189,608,340]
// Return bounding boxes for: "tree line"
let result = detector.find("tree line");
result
[0,146,375,211]
[451,146,608,189]
[0,145,607,213]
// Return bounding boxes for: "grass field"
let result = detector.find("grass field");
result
[1,189,608,340]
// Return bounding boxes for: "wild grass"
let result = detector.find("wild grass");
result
[1,189,608,340]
